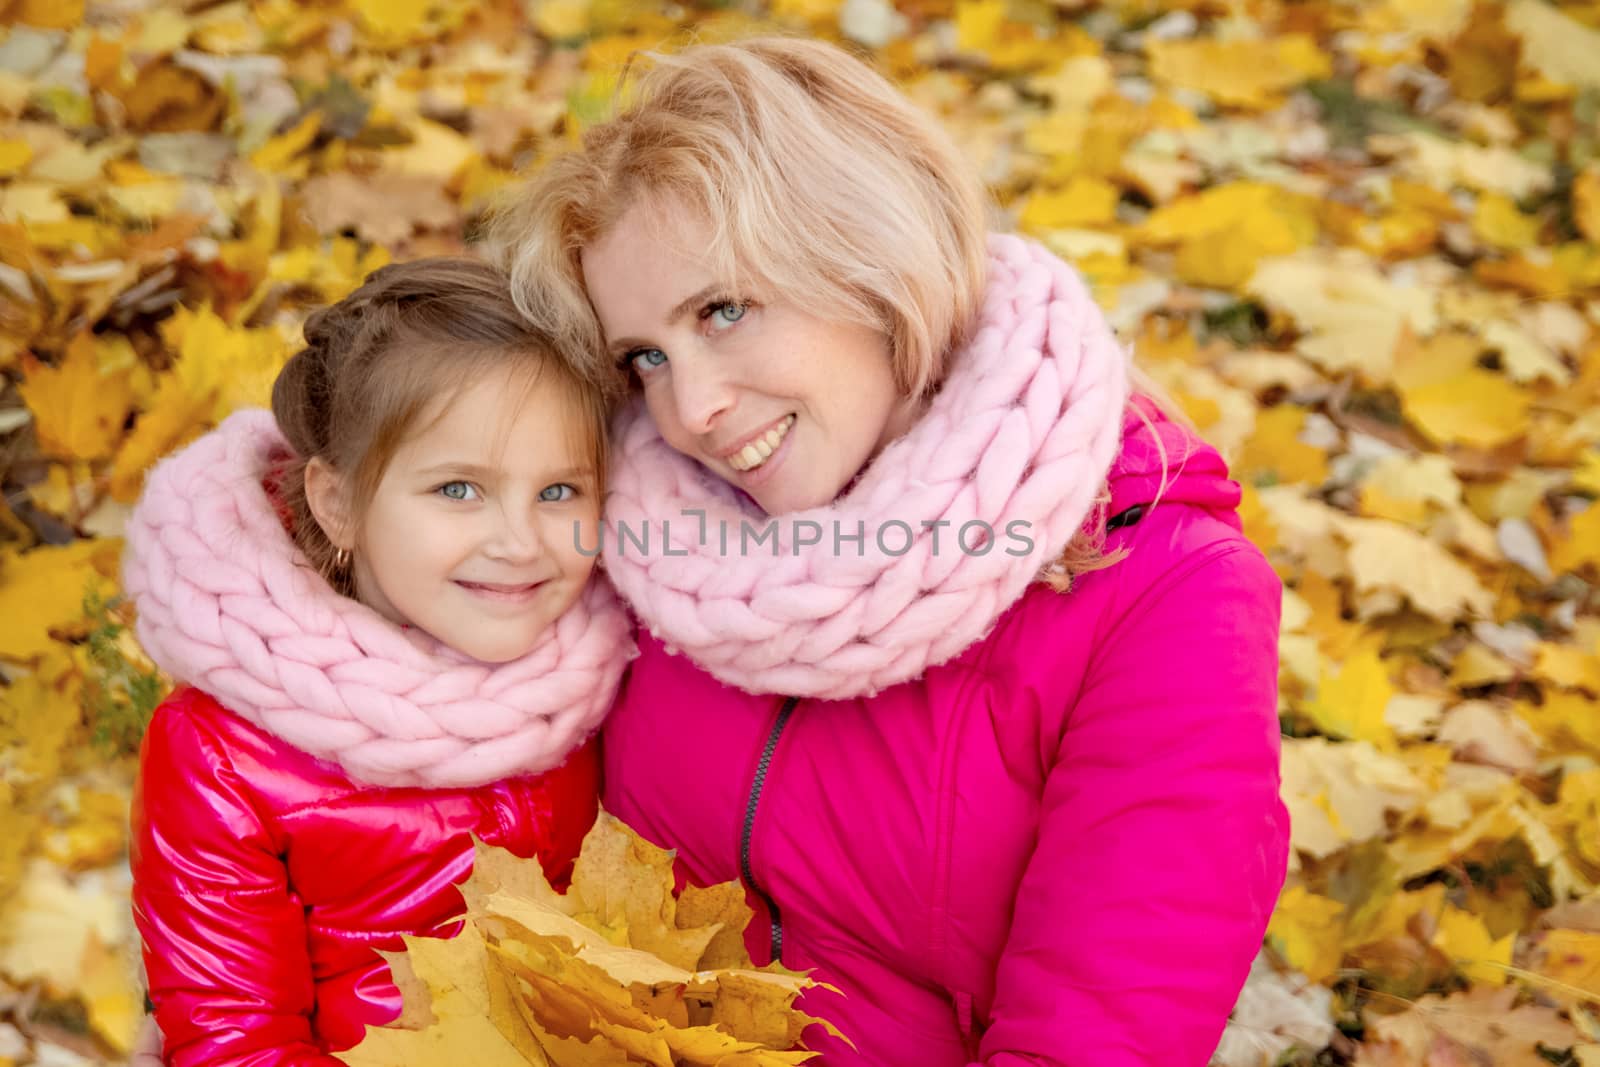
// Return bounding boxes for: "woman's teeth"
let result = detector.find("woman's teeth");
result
[728,415,796,472]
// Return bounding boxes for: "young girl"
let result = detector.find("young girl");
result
[122,257,633,1066]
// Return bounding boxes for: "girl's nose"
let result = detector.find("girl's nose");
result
[485,505,545,563]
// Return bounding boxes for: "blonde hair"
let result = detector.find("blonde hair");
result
[493,35,988,400]
[495,35,1178,590]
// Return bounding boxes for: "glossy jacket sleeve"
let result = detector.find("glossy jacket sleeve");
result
[132,697,346,1067]
[976,542,1290,1066]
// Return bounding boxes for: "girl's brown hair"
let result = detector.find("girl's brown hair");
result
[271,256,608,595]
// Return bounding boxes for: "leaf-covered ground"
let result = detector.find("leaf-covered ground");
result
[0,0,1597,1063]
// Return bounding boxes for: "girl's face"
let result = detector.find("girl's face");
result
[581,203,921,516]
[313,366,601,663]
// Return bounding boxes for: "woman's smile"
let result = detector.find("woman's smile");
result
[723,413,797,472]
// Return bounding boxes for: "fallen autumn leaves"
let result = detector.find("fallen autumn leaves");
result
[1,0,1598,1064]
[336,815,839,1066]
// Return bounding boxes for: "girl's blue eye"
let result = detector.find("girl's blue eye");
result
[539,484,576,503]
[629,349,668,373]
[439,481,478,501]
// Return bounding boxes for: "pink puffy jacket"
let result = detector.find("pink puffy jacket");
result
[601,404,1290,1065]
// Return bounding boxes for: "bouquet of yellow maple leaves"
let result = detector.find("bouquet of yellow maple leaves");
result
[335,813,843,1066]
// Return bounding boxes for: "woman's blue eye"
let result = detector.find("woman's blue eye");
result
[709,302,746,327]
[539,484,576,503]
[629,349,668,373]
[439,481,478,501]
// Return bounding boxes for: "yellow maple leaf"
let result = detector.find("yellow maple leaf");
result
[0,650,82,787]
[1306,637,1397,748]
[0,138,34,177]
[1534,929,1600,1005]
[1573,449,1600,495]
[17,334,136,461]
[336,926,532,1067]
[1471,193,1541,250]
[109,306,288,501]
[1361,0,1472,40]
[954,0,1005,53]
[1268,885,1346,982]
[383,118,479,182]
[1550,505,1600,576]
[1347,883,1447,951]
[1337,516,1495,621]
[108,373,213,503]
[1280,742,1433,870]
[1358,453,1461,526]
[1248,250,1437,384]
[1505,0,1600,92]
[1018,176,1119,232]
[268,238,391,303]
[950,0,1063,70]
[1576,167,1600,245]
[342,815,836,1065]
[1146,35,1330,110]
[1237,482,1279,554]
[0,859,135,1012]
[79,930,141,1053]
[1481,318,1570,386]
[1140,182,1318,290]
[1400,368,1532,449]
[1437,701,1541,774]
[1375,131,1553,200]
[350,0,437,44]
[1517,692,1600,756]
[1,182,70,224]
[1450,643,1517,688]
[1534,641,1600,692]
[248,110,322,178]
[10,0,85,29]
[531,0,592,40]
[0,540,120,662]
[39,790,129,872]
[1434,907,1515,985]
[1235,405,1329,488]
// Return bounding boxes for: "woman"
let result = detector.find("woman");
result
[499,36,1289,1066]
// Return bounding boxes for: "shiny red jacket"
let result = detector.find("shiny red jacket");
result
[131,686,599,1067]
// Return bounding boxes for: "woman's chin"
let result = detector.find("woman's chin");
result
[752,480,843,517]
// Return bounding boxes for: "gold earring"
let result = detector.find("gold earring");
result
[333,547,351,573]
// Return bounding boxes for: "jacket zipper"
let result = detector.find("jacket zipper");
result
[741,695,800,964]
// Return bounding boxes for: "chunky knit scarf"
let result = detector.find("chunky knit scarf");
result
[123,410,634,789]
[602,235,1130,700]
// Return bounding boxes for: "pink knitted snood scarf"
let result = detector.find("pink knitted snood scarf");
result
[123,410,635,789]
[602,235,1131,700]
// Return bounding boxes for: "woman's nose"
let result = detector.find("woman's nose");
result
[670,357,735,436]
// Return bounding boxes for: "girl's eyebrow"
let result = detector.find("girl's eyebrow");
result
[416,462,591,482]
[417,462,497,479]
[606,283,725,355]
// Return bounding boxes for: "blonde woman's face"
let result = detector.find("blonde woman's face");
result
[582,203,919,516]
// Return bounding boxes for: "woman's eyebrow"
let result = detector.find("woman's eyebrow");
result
[605,284,725,354]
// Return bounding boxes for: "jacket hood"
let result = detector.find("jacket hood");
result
[1107,396,1243,525]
